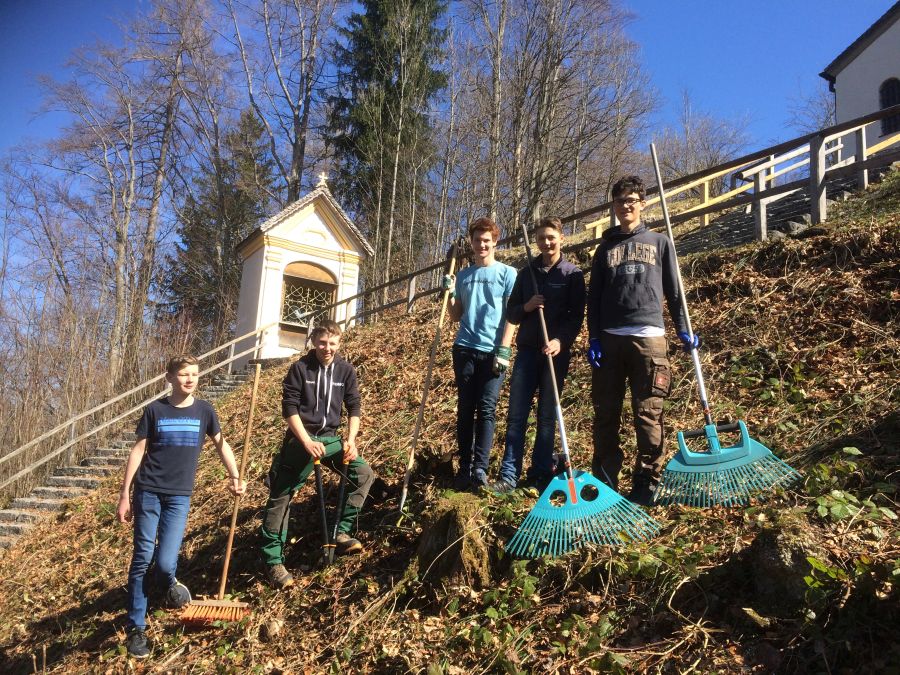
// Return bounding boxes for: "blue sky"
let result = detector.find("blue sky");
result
[0,0,894,155]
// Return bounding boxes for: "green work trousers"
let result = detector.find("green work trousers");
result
[260,434,374,566]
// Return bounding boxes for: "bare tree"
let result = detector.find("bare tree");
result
[228,0,341,204]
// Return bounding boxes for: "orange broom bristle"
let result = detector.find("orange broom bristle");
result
[181,600,250,625]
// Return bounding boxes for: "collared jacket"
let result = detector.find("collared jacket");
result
[506,257,585,352]
[282,351,361,437]
[587,223,687,338]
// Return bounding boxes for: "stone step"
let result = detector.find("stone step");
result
[94,447,129,458]
[109,439,133,449]
[10,497,66,512]
[32,486,86,500]
[0,535,17,550]
[0,509,43,523]
[120,432,137,442]
[0,520,34,537]
[47,475,102,490]
[83,455,125,468]
[55,465,117,478]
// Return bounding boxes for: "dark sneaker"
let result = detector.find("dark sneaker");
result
[626,478,658,507]
[266,563,294,589]
[485,479,516,495]
[452,469,472,491]
[335,533,363,556]
[470,470,489,493]
[165,580,192,609]
[523,474,553,493]
[125,629,150,659]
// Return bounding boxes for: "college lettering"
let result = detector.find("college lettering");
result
[606,241,657,268]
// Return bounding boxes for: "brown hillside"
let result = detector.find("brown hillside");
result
[0,172,897,674]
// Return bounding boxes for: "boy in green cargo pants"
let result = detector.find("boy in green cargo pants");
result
[260,320,374,588]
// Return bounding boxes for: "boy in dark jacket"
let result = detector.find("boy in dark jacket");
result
[490,217,585,493]
[260,320,374,588]
[586,175,697,506]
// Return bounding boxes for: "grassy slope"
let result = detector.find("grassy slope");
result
[0,173,897,674]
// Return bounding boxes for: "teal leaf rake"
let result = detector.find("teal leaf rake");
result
[506,470,661,557]
[505,222,661,558]
[649,144,802,507]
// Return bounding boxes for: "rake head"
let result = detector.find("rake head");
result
[656,420,802,507]
[506,470,661,558]
[180,599,250,626]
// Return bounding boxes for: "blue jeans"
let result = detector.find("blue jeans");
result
[452,345,505,481]
[499,348,570,485]
[126,489,191,630]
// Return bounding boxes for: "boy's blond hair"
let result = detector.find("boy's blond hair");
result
[166,355,199,375]
[309,319,342,343]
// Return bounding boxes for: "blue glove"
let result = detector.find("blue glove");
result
[678,331,701,353]
[587,338,603,368]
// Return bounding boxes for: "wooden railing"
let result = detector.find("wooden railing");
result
[4,105,899,504]
[576,104,900,239]
[0,322,275,501]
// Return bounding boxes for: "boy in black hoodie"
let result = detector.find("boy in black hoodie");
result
[260,320,374,588]
[587,176,697,506]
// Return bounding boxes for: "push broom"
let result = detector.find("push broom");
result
[648,144,802,507]
[505,224,661,558]
[181,363,261,625]
[397,243,460,522]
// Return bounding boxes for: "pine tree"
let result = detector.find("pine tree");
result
[163,110,276,349]
[328,0,447,285]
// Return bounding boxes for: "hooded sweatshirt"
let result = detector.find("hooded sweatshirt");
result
[587,223,688,338]
[281,351,361,437]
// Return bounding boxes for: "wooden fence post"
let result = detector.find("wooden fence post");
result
[226,343,235,375]
[753,170,768,240]
[856,127,869,190]
[407,275,417,314]
[700,180,709,228]
[810,134,827,224]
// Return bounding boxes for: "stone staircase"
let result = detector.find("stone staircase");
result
[0,369,253,554]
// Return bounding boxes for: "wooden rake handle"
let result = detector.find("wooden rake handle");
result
[217,363,262,600]
[397,244,460,517]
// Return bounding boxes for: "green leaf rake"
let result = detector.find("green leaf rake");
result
[648,143,802,507]
[505,223,660,558]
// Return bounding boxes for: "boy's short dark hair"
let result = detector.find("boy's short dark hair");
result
[469,216,501,241]
[537,216,563,233]
[611,175,646,201]
[166,355,199,375]
[309,319,342,343]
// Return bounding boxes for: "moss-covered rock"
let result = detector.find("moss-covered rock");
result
[416,491,491,588]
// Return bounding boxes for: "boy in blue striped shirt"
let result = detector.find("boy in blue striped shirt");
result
[117,355,245,658]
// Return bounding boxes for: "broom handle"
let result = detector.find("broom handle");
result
[217,363,262,600]
[519,224,578,505]
[397,245,459,516]
[649,144,714,426]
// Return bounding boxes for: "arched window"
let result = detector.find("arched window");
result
[881,78,900,135]
[281,261,336,328]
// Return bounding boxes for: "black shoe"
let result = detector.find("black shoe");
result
[165,580,192,609]
[486,479,516,495]
[452,469,472,491]
[523,474,552,493]
[125,629,150,658]
[626,478,658,507]
[470,470,489,493]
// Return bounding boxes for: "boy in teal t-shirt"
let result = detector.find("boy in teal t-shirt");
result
[444,217,516,490]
